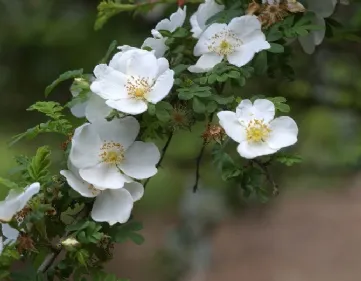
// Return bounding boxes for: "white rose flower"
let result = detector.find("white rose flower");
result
[69,117,160,189]
[90,48,174,115]
[70,78,112,123]
[298,0,337,54]
[0,183,40,222]
[61,161,144,225]
[142,6,187,58]
[217,99,298,159]
[188,15,270,73]
[190,0,224,39]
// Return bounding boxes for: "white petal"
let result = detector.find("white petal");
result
[60,170,98,198]
[155,6,187,32]
[252,99,275,122]
[188,53,223,73]
[227,48,256,67]
[91,116,140,150]
[237,141,277,159]
[307,0,337,17]
[228,33,270,67]
[142,37,168,58]
[156,57,170,77]
[298,33,316,54]
[190,13,203,38]
[0,192,21,222]
[217,111,246,143]
[267,116,298,149]
[91,64,128,100]
[2,223,19,241]
[80,163,129,190]
[2,224,19,241]
[191,0,225,39]
[126,50,159,79]
[0,237,3,255]
[0,183,40,222]
[91,188,134,225]
[123,182,144,202]
[228,15,262,40]
[147,69,174,103]
[85,94,112,123]
[70,102,87,118]
[69,123,102,169]
[106,98,148,115]
[18,183,41,211]
[236,99,275,123]
[119,141,160,179]
[109,50,139,73]
[312,15,326,46]
[194,23,228,56]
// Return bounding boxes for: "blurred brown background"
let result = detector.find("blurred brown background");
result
[1,0,361,280]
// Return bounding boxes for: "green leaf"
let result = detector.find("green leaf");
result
[266,27,283,42]
[9,119,73,146]
[213,95,234,105]
[100,40,118,63]
[275,154,302,166]
[206,101,218,113]
[178,91,194,100]
[268,43,285,53]
[172,27,189,38]
[173,64,188,75]
[253,52,268,75]
[128,232,145,245]
[147,103,156,116]
[27,146,51,183]
[45,69,83,97]
[155,110,171,122]
[206,9,242,25]
[109,221,144,245]
[192,97,206,114]
[0,177,20,190]
[28,101,64,120]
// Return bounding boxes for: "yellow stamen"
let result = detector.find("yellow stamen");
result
[246,119,271,143]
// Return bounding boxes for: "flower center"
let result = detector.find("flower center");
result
[99,141,125,165]
[208,31,242,56]
[246,119,271,143]
[126,77,152,101]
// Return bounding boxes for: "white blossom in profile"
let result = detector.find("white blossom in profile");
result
[298,0,337,54]
[188,15,270,73]
[69,77,112,123]
[69,117,160,189]
[217,99,298,159]
[0,183,40,222]
[61,160,144,225]
[91,48,174,115]
[142,6,187,58]
[190,0,224,39]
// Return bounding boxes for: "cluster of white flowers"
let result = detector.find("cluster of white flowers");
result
[62,2,299,224]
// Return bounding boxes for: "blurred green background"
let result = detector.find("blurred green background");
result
[1,1,361,279]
